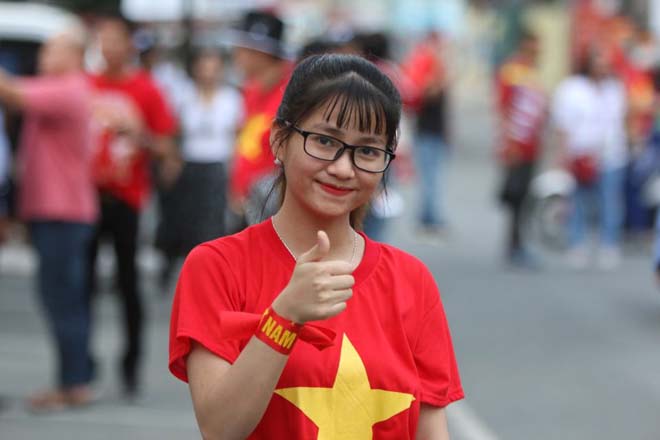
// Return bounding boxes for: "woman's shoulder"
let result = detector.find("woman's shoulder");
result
[604,77,625,93]
[217,85,243,104]
[367,240,439,304]
[373,240,431,275]
[188,221,271,263]
[555,75,584,93]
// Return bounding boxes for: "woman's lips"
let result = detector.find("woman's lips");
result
[318,182,354,196]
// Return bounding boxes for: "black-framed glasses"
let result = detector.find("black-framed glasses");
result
[284,121,395,173]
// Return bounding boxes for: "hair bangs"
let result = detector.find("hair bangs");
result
[295,72,398,150]
[321,81,388,136]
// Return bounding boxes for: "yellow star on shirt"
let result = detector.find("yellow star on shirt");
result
[274,334,415,439]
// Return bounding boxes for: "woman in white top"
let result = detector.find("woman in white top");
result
[156,50,243,273]
[552,47,628,269]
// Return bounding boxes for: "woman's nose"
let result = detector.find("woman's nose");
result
[326,149,355,177]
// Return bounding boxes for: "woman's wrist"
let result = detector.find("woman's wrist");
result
[254,306,302,355]
[271,297,303,325]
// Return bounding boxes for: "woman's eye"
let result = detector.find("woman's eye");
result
[357,147,380,157]
[310,134,340,149]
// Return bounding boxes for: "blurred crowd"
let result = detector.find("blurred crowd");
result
[0,6,456,411]
[495,6,660,273]
[0,1,659,411]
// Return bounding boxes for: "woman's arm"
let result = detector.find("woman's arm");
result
[416,405,449,440]
[186,231,355,439]
[187,339,288,440]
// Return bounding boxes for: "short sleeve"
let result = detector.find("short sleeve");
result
[169,243,243,382]
[496,64,515,114]
[143,79,177,136]
[413,266,464,407]
[19,77,81,117]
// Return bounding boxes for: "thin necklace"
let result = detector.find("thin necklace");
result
[272,217,359,266]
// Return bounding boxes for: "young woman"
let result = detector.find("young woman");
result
[169,54,463,439]
[552,47,628,270]
[155,50,243,284]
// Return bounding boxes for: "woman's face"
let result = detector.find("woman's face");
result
[193,54,222,86]
[277,102,388,220]
[589,51,612,78]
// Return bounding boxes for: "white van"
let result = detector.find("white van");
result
[0,2,83,75]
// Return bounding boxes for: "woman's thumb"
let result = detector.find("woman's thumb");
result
[297,230,330,263]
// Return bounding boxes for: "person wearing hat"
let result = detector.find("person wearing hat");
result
[226,9,293,228]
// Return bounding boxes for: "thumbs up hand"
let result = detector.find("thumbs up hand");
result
[271,231,355,324]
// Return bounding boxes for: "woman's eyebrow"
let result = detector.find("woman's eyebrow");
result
[309,123,385,145]
[309,123,343,135]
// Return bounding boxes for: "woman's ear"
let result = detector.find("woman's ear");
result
[270,122,286,161]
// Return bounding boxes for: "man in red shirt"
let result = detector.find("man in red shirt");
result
[88,14,177,397]
[496,30,546,268]
[0,31,98,410]
[225,10,292,227]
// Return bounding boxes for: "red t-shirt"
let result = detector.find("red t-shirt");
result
[401,42,445,111]
[229,70,291,200]
[495,57,546,163]
[169,219,464,439]
[88,70,176,210]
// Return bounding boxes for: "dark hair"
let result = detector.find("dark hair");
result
[297,39,339,61]
[352,32,391,62]
[518,28,539,47]
[268,53,402,229]
[187,48,222,76]
[97,13,137,38]
[574,45,611,77]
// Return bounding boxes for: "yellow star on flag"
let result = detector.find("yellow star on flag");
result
[274,334,415,439]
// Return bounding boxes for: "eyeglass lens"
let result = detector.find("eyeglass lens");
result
[304,133,390,172]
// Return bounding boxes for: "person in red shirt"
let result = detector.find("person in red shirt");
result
[88,14,178,397]
[495,30,546,268]
[225,10,292,227]
[169,53,463,439]
[0,31,98,410]
[402,31,452,234]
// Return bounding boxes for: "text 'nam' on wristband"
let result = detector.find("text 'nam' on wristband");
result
[255,307,302,355]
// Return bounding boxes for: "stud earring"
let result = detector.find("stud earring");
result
[274,158,282,166]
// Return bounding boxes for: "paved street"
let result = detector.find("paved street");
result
[1,88,659,439]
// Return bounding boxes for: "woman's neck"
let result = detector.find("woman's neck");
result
[196,83,217,102]
[273,203,357,263]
